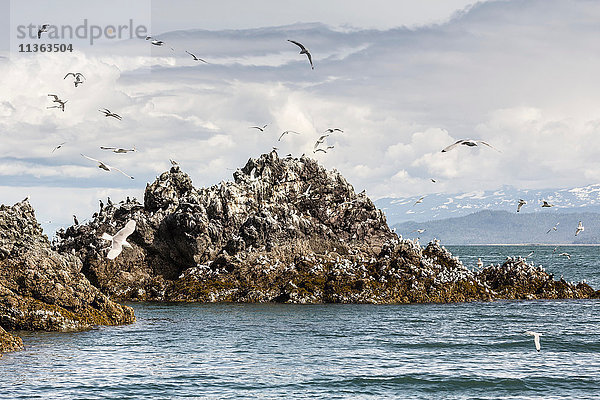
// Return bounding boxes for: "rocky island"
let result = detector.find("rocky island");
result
[1,152,597,355]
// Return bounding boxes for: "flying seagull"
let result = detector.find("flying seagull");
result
[51,142,66,153]
[185,51,207,63]
[100,146,136,153]
[324,128,343,133]
[541,200,555,208]
[525,331,542,352]
[441,139,500,153]
[413,196,426,206]
[47,94,67,112]
[546,222,559,234]
[64,72,85,87]
[278,130,301,141]
[99,108,122,120]
[100,220,136,260]
[249,124,268,132]
[81,154,134,179]
[313,146,334,154]
[412,229,426,234]
[575,221,584,236]
[38,24,50,39]
[314,134,330,149]
[170,159,179,166]
[431,178,436,183]
[288,40,314,70]
[558,252,571,259]
[517,199,527,212]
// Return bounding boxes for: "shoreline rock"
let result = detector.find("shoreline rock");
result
[53,152,598,304]
[0,200,135,355]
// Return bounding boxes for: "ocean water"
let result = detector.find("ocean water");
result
[2,246,600,399]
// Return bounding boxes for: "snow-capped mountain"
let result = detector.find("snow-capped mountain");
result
[375,184,600,225]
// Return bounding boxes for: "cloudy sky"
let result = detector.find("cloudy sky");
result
[2,0,600,233]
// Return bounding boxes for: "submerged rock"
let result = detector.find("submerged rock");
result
[0,200,135,355]
[54,152,598,304]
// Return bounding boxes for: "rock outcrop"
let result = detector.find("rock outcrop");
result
[54,152,598,303]
[0,200,135,355]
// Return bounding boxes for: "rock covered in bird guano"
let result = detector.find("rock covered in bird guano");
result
[54,151,598,303]
[0,200,135,354]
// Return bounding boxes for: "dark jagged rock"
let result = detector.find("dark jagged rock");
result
[54,152,598,304]
[0,200,135,355]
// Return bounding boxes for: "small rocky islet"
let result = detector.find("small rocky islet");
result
[1,151,598,354]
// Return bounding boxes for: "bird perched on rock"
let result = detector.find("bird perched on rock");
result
[517,199,526,212]
[525,331,542,352]
[100,220,136,260]
[73,215,79,225]
[575,221,584,236]
[288,39,314,69]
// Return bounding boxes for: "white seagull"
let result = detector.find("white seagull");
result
[81,154,134,179]
[38,24,50,39]
[517,199,526,212]
[575,221,584,236]
[546,222,559,234]
[441,139,501,153]
[313,146,334,154]
[412,228,426,234]
[64,72,85,87]
[525,331,542,352]
[249,124,268,132]
[185,50,207,63]
[99,108,122,120]
[314,134,330,149]
[558,252,571,260]
[51,142,66,153]
[413,196,426,206]
[288,40,314,70]
[278,130,301,141]
[101,220,136,260]
[100,146,136,154]
[324,128,343,133]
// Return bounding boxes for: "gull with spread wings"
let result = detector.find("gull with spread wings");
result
[81,154,134,179]
[441,139,501,153]
[288,40,314,70]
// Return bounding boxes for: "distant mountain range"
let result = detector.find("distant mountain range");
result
[375,184,600,225]
[391,210,600,245]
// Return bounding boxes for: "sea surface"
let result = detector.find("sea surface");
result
[2,245,600,399]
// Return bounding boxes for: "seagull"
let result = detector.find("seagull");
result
[517,199,527,212]
[37,24,50,39]
[278,130,301,141]
[99,108,122,120]
[185,51,207,63]
[100,146,136,153]
[64,72,85,87]
[441,139,501,153]
[412,229,426,234]
[314,134,330,149]
[324,128,343,134]
[526,251,534,257]
[525,331,542,352]
[73,215,79,225]
[477,258,483,268]
[81,154,134,179]
[100,220,136,260]
[150,39,174,51]
[313,146,334,154]
[552,246,559,254]
[431,178,436,183]
[575,221,584,236]
[250,124,268,132]
[546,222,559,234]
[288,40,314,70]
[51,142,66,153]
[541,200,555,208]
[558,252,571,259]
[413,196,426,206]
[170,159,179,166]
[47,94,67,111]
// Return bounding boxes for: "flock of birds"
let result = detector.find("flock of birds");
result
[34,25,579,353]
